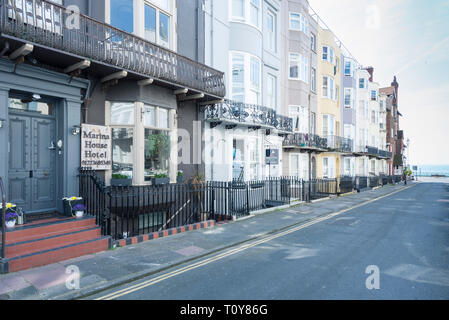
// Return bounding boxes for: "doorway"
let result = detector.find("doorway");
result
[8,98,57,214]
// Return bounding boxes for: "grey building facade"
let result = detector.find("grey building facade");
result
[0,0,225,217]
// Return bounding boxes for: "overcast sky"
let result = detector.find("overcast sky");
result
[309,0,449,166]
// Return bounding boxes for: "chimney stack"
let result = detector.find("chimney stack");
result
[365,67,374,82]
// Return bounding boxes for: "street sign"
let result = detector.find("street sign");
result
[266,149,279,165]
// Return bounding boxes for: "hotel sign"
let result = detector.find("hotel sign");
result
[81,124,112,170]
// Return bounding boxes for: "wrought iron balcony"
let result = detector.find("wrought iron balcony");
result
[378,150,393,159]
[283,133,328,151]
[204,99,291,131]
[323,135,354,153]
[275,114,293,133]
[0,0,226,97]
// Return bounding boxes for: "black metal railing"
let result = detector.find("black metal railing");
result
[283,133,328,150]
[79,170,308,240]
[339,176,355,194]
[304,179,338,201]
[0,0,226,97]
[204,99,280,129]
[378,150,393,159]
[0,177,5,259]
[369,176,380,188]
[324,136,354,153]
[275,114,294,133]
[356,176,368,191]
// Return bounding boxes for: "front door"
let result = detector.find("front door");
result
[8,110,57,214]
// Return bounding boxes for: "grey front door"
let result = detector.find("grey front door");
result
[8,112,57,214]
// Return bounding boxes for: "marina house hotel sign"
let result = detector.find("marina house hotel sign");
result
[81,124,112,170]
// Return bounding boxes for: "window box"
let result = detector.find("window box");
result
[111,178,133,187]
[152,177,170,186]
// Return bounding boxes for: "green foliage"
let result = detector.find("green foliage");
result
[112,173,130,179]
[154,174,169,179]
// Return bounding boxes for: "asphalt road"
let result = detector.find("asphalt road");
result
[91,181,449,300]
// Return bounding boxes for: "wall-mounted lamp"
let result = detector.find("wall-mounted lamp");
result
[0,118,5,128]
[71,125,81,135]
[32,93,41,101]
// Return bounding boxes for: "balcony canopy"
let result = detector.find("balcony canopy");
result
[0,0,226,99]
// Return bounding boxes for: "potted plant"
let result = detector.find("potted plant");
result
[177,171,184,184]
[2,203,18,228]
[62,197,84,217]
[111,173,132,186]
[72,204,86,218]
[153,173,170,186]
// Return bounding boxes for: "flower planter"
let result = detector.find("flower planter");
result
[111,178,133,187]
[62,199,84,217]
[153,177,170,186]
[177,176,184,184]
[75,211,84,218]
[6,220,16,228]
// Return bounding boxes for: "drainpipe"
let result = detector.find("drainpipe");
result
[210,0,214,67]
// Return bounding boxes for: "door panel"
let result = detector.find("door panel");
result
[8,115,32,211]
[8,112,57,213]
[31,117,57,212]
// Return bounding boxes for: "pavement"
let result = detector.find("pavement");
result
[0,180,431,300]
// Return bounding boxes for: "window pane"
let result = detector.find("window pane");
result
[144,105,156,127]
[110,0,133,33]
[112,128,133,178]
[159,12,170,48]
[9,98,54,116]
[289,53,299,79]
[145,5,156,43]
[250,57,260,89]
[250,0,259,27]
[144,130,170,181]
[158,108,169,129]
[232,54,244,101]
[111,102,134,125]
[232,0,244,18]
[290,13,300,30]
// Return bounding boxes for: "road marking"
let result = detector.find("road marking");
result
[95,184,417,300]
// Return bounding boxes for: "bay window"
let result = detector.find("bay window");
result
[230,52,261,105]
[290,106,308,134]
[344,61,352,76]
[322,114,335,147]
[289,12,308,34]
[322,46,334,64]
[110,102,174,185]
[371,90,378,101]
[289,53,300,79]
[232,0,245,20]
[359,78,365,89]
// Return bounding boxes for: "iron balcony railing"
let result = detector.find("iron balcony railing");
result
[323,135,354,153]
[204,99,292,131]
[0,0,226,97]
[283,133,328,150]
[378,149,393,159]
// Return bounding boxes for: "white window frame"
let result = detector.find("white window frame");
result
[322,75,335,100]
[289,105,308,134]
[143,2,172,49]
[230,0,262,30]
[289,53,300,80]
[311,67,316,93]
[266,73,276,111]
[266,10,276,52]
[344,88,353,108]
[289,12,301,31]
[230,51,262,105]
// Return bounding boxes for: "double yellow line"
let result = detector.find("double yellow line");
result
[95,184,416,300]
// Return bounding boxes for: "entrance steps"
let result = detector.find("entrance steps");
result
[1,216,109,273]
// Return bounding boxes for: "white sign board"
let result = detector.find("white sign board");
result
[81,124,112,170]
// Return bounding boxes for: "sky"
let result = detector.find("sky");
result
[309,0,449,166]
